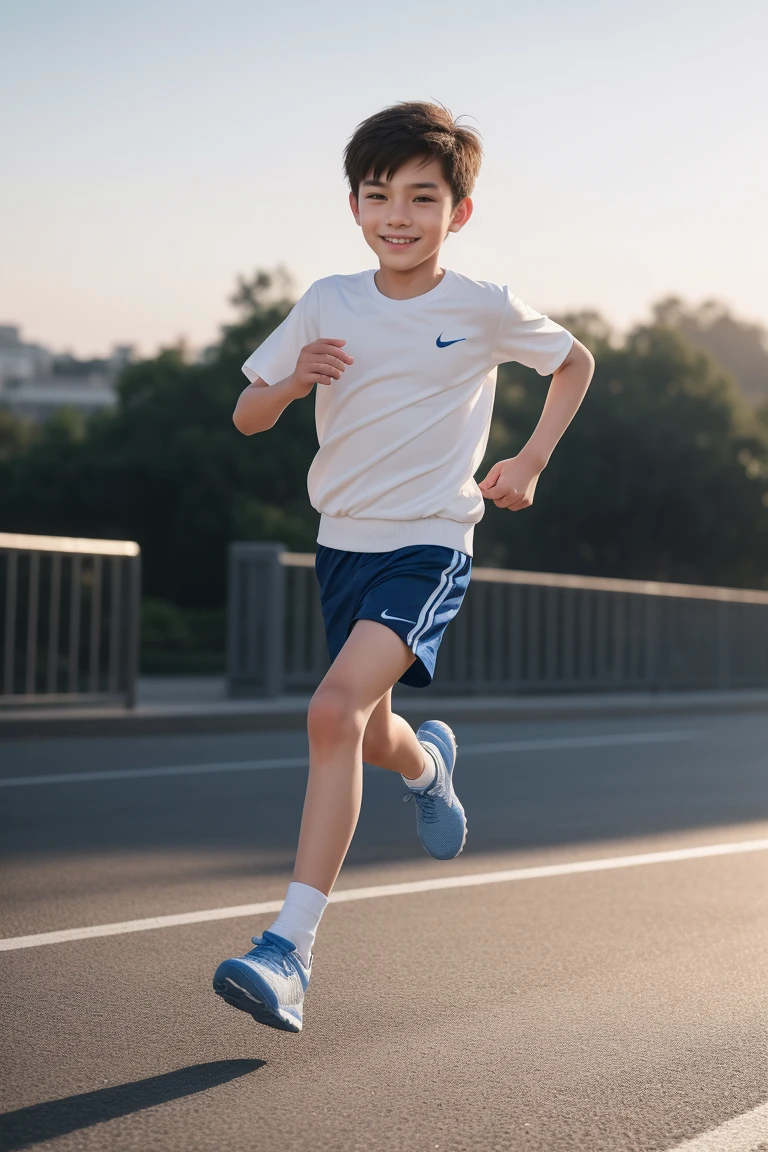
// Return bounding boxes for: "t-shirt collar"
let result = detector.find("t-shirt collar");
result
[364,268,455,308]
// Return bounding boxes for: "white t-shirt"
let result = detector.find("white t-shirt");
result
[243,269,573,556]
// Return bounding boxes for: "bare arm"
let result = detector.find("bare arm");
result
[233,338,354,435]
[516,339,594,470]
[233,374,302,435]
[478,337,595,510]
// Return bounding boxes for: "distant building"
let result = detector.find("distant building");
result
[0,325,52,385]
[0,326,133,421]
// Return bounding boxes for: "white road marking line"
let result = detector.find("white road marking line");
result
[0,730,703,788]
[0,757,308,788]
[460,730,703,755]
[663,1098,768,1151]
[2,836,766,953]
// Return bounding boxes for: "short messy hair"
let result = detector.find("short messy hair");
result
[344,102,483,205]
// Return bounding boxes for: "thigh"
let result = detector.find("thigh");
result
[319,620,415,714]
[353,546,471,688]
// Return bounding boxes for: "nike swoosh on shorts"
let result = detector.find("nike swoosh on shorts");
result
[381,609,418,624]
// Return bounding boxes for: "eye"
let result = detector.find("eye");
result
[414,196,436,203]
[366,193,386,200]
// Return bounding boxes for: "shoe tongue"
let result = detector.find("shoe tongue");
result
[261,930,297,953]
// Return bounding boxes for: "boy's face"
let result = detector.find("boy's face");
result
[350,156,472,271]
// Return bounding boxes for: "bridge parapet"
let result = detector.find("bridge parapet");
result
[0,532,140,709]
[227,543,768,699]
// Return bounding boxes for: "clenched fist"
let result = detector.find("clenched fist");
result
[478,456,541,510]
[290,339,354,398]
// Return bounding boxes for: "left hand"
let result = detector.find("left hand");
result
[478,456,541,510]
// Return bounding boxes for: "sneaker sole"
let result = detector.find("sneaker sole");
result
[453,803,468,859]
[213,976,301,1033]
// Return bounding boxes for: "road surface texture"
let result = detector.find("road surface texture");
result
[2,708,767,1151]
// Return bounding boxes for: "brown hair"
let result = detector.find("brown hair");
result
[344,102,483,205]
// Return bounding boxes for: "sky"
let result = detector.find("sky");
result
[1,0,767,358]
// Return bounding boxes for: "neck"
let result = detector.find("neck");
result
[374,254,445,300]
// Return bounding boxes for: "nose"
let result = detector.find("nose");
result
[385,197,412,228]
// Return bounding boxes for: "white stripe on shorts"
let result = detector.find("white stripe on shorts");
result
[406,550,459,646]
[411,552,465,650]
[406,550,463,649]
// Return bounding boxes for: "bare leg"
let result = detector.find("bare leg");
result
[362,690,428,781]
[293,620,423,896]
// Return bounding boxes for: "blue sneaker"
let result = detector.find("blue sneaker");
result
[404,720,467,860]
[212,931,310,1033]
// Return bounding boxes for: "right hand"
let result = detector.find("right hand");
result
[290,339,353,398]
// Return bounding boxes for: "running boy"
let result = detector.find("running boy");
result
[213,102,594,1032]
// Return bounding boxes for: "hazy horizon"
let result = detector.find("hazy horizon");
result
[2,0,766,359]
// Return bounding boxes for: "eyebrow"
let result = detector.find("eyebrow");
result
[362,179,440,190]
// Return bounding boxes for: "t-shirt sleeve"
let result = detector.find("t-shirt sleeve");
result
[492,287,574,376]
[241,282,320,385]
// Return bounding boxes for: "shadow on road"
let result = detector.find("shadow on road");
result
[0,1060,264,1151]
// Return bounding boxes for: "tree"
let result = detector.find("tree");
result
[0,270,320,606]
[0,410,36,461]
[476,321,768,588]
[651,296,768,407]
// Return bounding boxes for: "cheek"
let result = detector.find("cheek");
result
[359,208,380,234]
[423,211,451,238]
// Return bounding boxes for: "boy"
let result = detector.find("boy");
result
[213,102,594,1032]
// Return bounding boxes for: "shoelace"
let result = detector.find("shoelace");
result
[249,934,294,971]
[402,788,440,823]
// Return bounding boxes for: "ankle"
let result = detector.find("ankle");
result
[402,746,437,790]
[266,881,328,967]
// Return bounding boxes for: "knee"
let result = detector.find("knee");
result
[307,684,364,750]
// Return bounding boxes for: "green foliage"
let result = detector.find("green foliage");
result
[0,410,37,461]
[0,270,320,607]
[42,406,87,446]
[476,321,768,587]
[140,599,225,673]
[651,296,768,406]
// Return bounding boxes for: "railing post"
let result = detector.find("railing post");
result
[227,542,286,698]
[3,551,18,695]
[125,552,141,709]
[717,600,730,690]
[644,595,658,691]
[25,551,41,695]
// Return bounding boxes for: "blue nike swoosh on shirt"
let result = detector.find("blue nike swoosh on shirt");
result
[436,334,466,348]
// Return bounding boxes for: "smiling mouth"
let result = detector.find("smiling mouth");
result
[380,236,419,246]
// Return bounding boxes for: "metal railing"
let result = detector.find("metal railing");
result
[0,532,141,709]
[227,542,768,698]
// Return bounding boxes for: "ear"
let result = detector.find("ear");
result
[349,190,361,226]
[447,197,473,234]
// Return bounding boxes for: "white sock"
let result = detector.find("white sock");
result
[402,743,438,791]
[266,882,328,967]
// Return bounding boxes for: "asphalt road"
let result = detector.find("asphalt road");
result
[1,708,768,1152]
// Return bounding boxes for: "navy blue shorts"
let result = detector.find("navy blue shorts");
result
[315,544,472,688]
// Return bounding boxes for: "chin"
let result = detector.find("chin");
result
[374,244,433,270]
[379,254,421,270]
